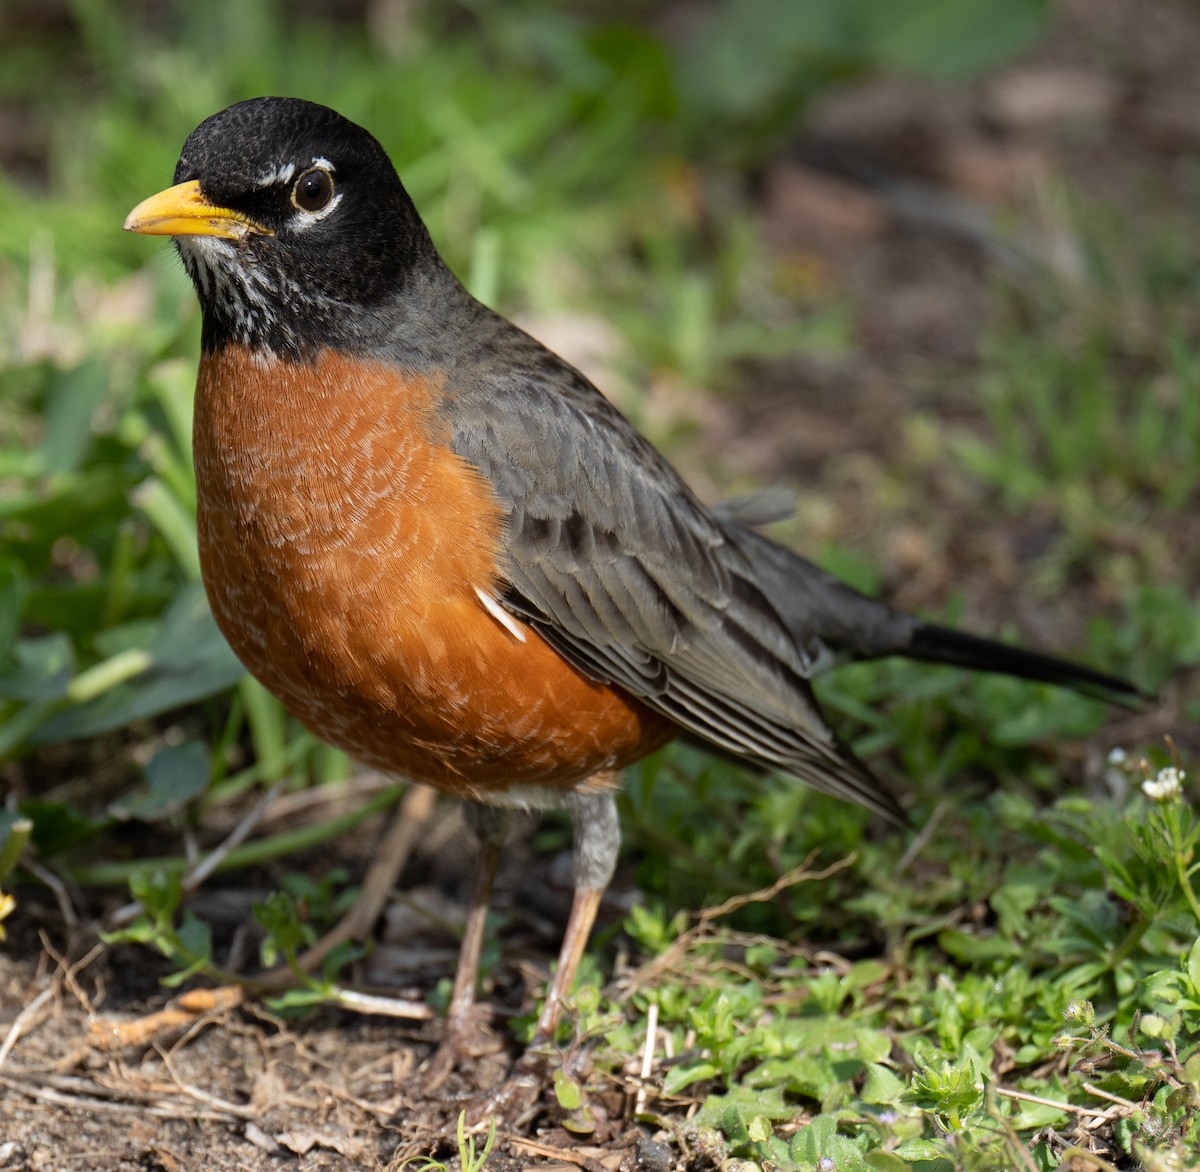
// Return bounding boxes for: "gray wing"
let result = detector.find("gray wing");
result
[441,321,902,822]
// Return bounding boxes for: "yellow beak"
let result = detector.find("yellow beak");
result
[123,179,271,240]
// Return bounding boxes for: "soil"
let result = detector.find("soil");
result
[2,0,1198,1167]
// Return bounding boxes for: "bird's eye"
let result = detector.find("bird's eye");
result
[292,167,335,213]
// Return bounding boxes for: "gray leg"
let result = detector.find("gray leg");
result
[534,783,621,1039]
[421,801,508,1090]
[564,789,622,891]
[450,802,509,1019]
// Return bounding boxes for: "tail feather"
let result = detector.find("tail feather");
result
[905,622,1145,706]
[724,520,1145,705]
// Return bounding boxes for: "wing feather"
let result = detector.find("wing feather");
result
[441,319,903,822]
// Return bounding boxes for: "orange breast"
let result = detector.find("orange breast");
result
[193,345,673,798]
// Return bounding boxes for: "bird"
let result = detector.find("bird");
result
[123,96,1139,1083]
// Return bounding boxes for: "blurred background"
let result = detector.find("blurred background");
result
[2,0,1200,1163]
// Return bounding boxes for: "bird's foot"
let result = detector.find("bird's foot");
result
[417,1002,509,1095]
[460,1045,552,1128]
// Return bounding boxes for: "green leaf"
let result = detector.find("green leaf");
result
[16,798,105,856]
[0,701,56,758]
[109,739,212,821]
[694,1085,792,1129]
[865,1154,911,1171]
[867,0,1050,81]
[265,985,335,1012]
[788,1116,869,1168]
[1006,1093,1069,1130]
[160,909,213,985]
[748,1053,836,1100]
[33,585,244,743]
[893,1138,952,1160]
[129,867,183,920]
[843,959,890,990]
[40,361,109,475]
[1187,936,1200,996]
[1085,846,1142,906]
[937,927,1015,962]
[862,1063,907,1105]
[854,1028,894,1064]
[1183,1052,1200,1093]
[553,1070,583,1110]
[790,1112,833,1157]
[0,633,74,702]
[255,890,314,964]
[663,1061,721,1094]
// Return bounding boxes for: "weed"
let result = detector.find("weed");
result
[400,1110,497,1172]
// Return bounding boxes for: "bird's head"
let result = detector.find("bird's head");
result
[125,97,439,359]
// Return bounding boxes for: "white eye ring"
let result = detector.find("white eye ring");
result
[288,161,342,228]
[292,166,335,213]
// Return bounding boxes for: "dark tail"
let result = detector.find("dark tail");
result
[905,622,1146,706]
[724,520,1146,706]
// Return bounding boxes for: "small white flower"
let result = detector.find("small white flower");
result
[1142,766,1185,802]
[1107,746,1127,768]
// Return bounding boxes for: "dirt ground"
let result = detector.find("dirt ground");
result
[3,0,1199,1167]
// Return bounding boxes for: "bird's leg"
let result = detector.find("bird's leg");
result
[447,803,507,1027]
[533,885,604,1039]
[532,787,620,1041]
[465,784,622,1125]
[421,802,508,1091]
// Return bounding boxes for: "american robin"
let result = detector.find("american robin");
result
[124,97,1139,1072]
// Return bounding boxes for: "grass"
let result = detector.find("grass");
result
[1,0,1198,1168]
[605,747,1200,1168]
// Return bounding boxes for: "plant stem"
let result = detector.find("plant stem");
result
[68,784,406,886]
[1173,849,1200,927]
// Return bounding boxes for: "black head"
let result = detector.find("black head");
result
[126,97,444,359]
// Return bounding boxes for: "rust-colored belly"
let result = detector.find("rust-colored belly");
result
[193,345,673,797]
